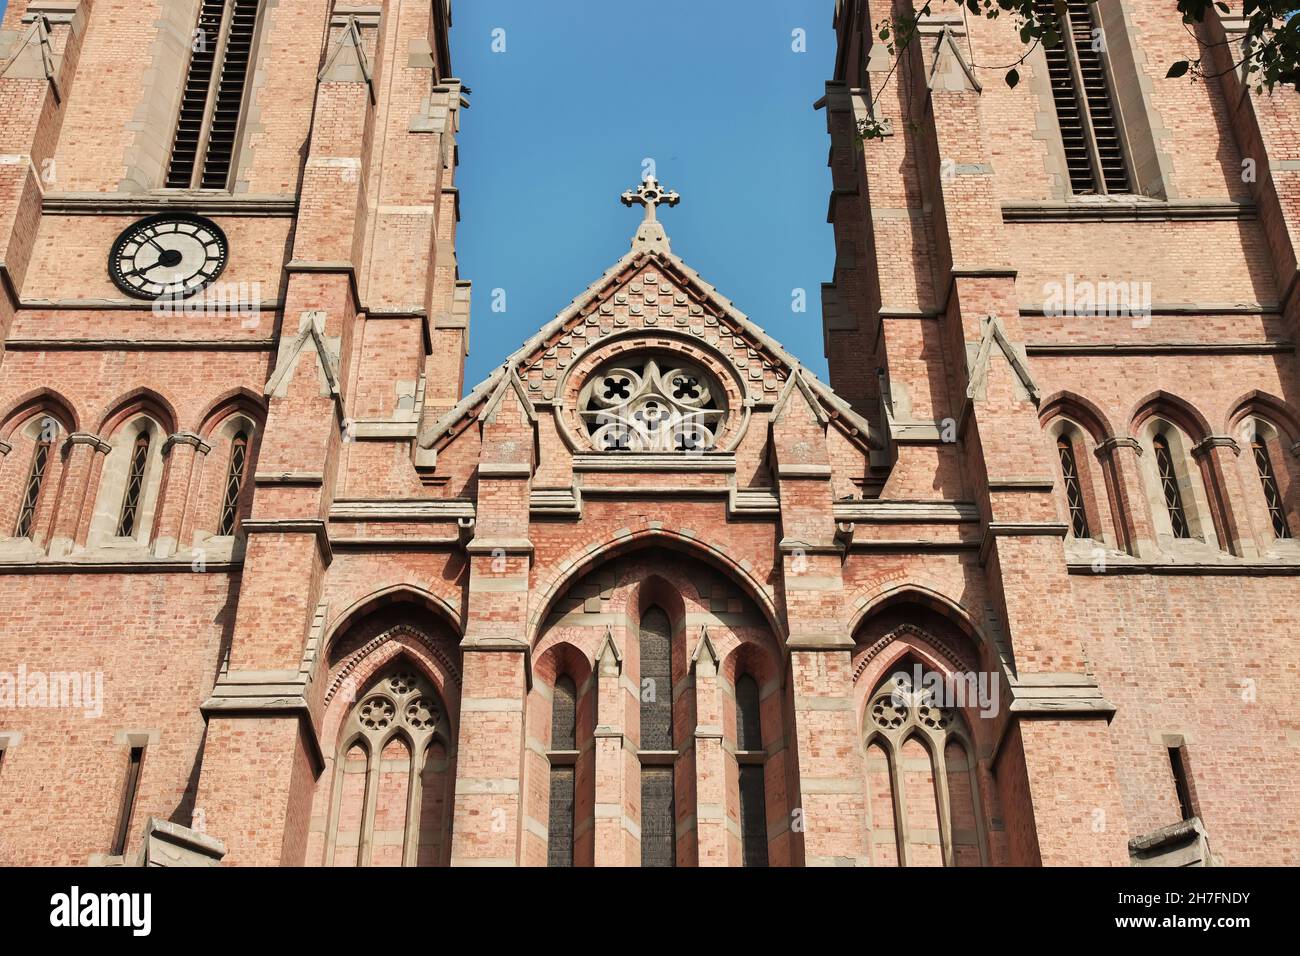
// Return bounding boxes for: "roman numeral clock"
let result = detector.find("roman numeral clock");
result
[108,213,228,300]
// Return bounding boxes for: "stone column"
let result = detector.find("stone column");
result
[1094,437,1158,559]
[450,376,536,866]
[47,432,108,557]
[1193,435,1258,558]
[592,628,636,865]
[153,431,210,558]
[772,373,867,866]
[192,10,382,866]
[690,629,728,865]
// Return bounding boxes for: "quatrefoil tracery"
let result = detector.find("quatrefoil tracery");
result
[579,356,725,452]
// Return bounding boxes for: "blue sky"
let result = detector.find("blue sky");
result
[0,0,836,386]
[450,0,836,386]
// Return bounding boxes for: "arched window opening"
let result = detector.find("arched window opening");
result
[639,607,675,867]
[1056,434,1090,539]
[218,430,249,536]
[547,674,577,867]
[117,432,152,537]
[864,665,987,867]
[1251,435,1291,539]
[1152,433,1190,539]
[640,608,673,750]
[14,418,57,539]
[324,667,451,867]
[734,673,768,867]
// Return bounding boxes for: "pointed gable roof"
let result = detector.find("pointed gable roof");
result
[418,185,881,456]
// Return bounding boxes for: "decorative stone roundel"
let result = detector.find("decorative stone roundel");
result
[405,696,439,730]
[870,695,907,731]
[359,696,395,731]
[578,355,726,452]
[917,703,954,731]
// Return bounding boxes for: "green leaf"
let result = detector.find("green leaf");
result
[1006,67,1021,88]
[1166,60,1191,78]
[1215,2,1230,13]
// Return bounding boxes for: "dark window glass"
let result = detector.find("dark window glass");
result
[1168,746,1195,821]
[1057,435,1091,538]
[639,608,673,750]
[551,675,576,750]
[111,746,146,857]
[739,764,769,867]
[547,766,575,868]
[1252,436,1291,539]
[218,431,249,535]
[735,674,762,752]
[117,433,152,538]
[1152,433,1190,538]
[640,766,675,867]
[15,437,52,539]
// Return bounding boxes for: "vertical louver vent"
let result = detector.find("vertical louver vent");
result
[202,0,260,189]
[166,0,263,191]
[1034,0,1130,195]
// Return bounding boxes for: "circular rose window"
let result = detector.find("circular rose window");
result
[577,356,726,452]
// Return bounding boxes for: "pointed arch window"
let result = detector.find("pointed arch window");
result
[547,674,577,867]
[116,433,152,538]
[167,0,264,190]
[639,607,676,867]
[1152,433,1190,539]
[218,431,249,536]
[1251,435,1291,539]
[864,666,987,867]
[14,421,56,539]
[734,673,768,867]
[325,668,452,867]
[1056,434,1090,539]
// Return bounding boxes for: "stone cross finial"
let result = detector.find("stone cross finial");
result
[621,177,680,223]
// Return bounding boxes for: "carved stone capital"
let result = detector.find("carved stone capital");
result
[63,432,110,455]
[1191,435,1240,460]
[1094,436,1142,460]
[162,431,212,457]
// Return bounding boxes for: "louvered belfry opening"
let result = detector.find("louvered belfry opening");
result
[1035,0,1130,195]
[166,0,263,190]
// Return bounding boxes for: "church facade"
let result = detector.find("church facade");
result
[0,0,1297,867]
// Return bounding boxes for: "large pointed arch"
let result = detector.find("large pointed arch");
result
[1128,390,1213,443]
[527,526,785,646]
[0,387,80,438]
[95,387,179,437]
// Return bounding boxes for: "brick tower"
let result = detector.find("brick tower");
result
[0,0,1296,869]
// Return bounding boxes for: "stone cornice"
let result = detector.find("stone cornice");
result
[832,500,980,523]
[41,193,298,216]
[5,337,278,350]
[0,558,241,574]
[1026,341,1291,355]
[1002,199,1256,222]
[571,453,736,473]
[1067,560,1300,575]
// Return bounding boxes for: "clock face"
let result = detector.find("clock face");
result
[108,213,229,300]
